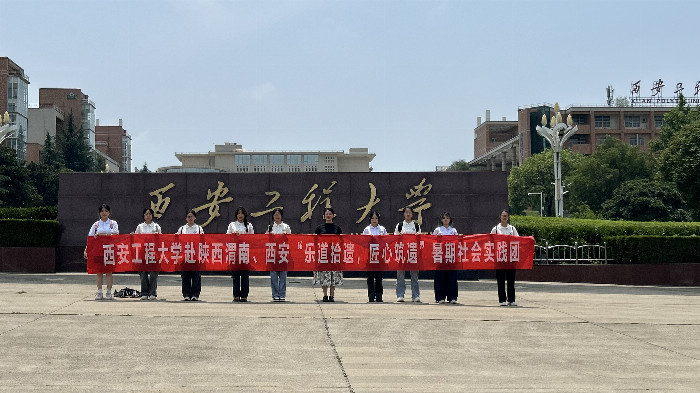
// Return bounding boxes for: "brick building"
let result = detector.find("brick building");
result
[95,119,132,172]
[38,88,96,149]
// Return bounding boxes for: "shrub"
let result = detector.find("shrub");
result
[0,219,59,247]
[604,235,700,264]
[0,206,58,220]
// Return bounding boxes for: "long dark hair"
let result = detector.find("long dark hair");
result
[439,211,452,227]
[235,206,250,230]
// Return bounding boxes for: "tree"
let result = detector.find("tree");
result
[446,160,470,171]
[40,132,62,169]
[507,148,584,215]
[92,151,106,172]
[614,97,630,107]
[566,137,654,213]
[57,112,94,172]
[140,162,151,173]
[600,180,691,221]
[0,146,43,207]
[651,95,700,217]
[26,162,60,206]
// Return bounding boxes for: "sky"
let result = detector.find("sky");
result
[3,0,699,172]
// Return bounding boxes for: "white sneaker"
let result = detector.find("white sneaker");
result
[450,300,457,304]
[508,302,518,307]
[95,291,103,300]
[396,297,405,302]
[499,302,508,306]
[438,299,445,304]
[104,290,113,300]
[184,297,191,301]
[140,296,148,300]
[412,297,421,303]
[148,295,157,300]
[191,296,199,301]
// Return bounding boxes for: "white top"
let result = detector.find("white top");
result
[362,224,387,235]
[177,224,204,234]
[227,221,254,234]
[88,219,119,236]
[491,223,519,236]
[394,220,420,235]
[267,222,291,234]
[433,226,458,236]
[135,222,162,234]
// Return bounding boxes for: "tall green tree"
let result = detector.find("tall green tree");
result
[40,132,62,169]
[446,159,470,171]
[57,112,94,172]
[651,95,700,217]
[507,148,584,216]
[0,146,42,207]
[26,162,60,206]
[600,179,691,222]
[566,137,654,214]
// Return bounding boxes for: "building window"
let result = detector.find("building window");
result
[304,166,317,172]
[598,135,612,145]
[324,156,335,163]
[287,166,300,172]
[7,83,18,99]
[287,155,301,165]
[235,155,250,165]
[594,115,611,128]
[303,155,318,165]
[569,135,588,145]
[324,165,335,172]
[624,116,641,128]
[251,155,266,165]
[236,167,249,172]
[270,155,284,165]
[571,114,587,125]
[654,115,664,129]
[629,134,644,146]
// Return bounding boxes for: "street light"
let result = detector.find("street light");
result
[0,111,18,145]
[535,103,578,218]
[527,192,544,217]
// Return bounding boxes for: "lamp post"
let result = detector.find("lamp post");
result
[535,103,578,218]
[527,192,544,217]
[0,111,17,145]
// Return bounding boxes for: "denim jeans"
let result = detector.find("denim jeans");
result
[396,270,419,299]
[139,271,158,297]
[271,271,287,299]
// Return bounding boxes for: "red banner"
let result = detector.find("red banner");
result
[86,234,534,274]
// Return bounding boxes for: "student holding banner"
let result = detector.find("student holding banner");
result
[177,210,204,301]
[394,207,421,303]
[314,208,343,302]
[266,208,291,302]
[362,211,387,302]
[433,212,459,304]
[228,206,255,302]
[491,209,519,306]
[84,204,119,300]
[134,208,162,300]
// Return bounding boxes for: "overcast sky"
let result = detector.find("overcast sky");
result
[3,0,699,172]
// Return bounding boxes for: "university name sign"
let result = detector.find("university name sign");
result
[630,97,700,105]
[629,79,700,106]
[58,171,509,271]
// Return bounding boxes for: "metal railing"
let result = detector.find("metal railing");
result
[534,242,610,264]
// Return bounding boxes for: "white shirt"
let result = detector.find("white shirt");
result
[394,220,419,235]
[227,221,254,234]
[363,224,387,235]
[177,224,204,234]
[88,219,119,236]
[135,222,162,234]
[267,222,291,234]
[491,223,519,236]
[433,226,458,236]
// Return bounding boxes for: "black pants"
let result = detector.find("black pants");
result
[181,271,201,298]
[139,271,158,297]
[496,269,516,303]
[367,271,383,301]
[232,270,250,298]
[434,270,458,302]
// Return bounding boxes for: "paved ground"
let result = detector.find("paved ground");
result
[0,272,698,392]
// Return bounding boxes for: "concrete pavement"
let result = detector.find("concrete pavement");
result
[0,273,698,392]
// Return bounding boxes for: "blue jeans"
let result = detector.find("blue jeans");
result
[396,270,419,299]
[271,271,287,299]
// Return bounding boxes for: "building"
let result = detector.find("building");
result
[95,119,132,172]
[26,105,65,163]
[1,57,30,161]
[159,142,375,173]
[469,104,674,171]
[38,88,96,149]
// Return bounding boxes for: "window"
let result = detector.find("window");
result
[236,167,249,172]
[569,135,588,145]
[235,155,250,165]
[624,116,641,128]
[598,135,613,145]
[654,115,664,129]
[304,166,317,172]
[324,156,335,163]
[287,155,301,165]
[270,155,284,165]
[7,83,18,99]
[251,155,266,165]
[594,115,611,128]
[303,155,318,165]
[491,138,498,143]
[571,114,587,125]
[629,134,644,146]
[287,166,300,172]
[324,165,335,172]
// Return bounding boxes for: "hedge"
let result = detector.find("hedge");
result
[604,236,700,264]
[0,219,60,247]
[0,206,58,220]
[510,216,700,245]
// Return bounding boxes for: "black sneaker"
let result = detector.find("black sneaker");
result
[329,296,334,302]
[322,296,329,302]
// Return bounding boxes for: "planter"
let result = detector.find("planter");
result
[510,264,700,286]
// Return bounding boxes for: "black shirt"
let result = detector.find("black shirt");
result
[315,223,342,235]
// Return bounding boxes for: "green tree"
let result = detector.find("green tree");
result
[567,137,654,214]
[446,159,470,171]
[651,96,700,216]
[57,112,94,172]
[92,151,106,172]
[26,162,60,206]
[140,162,151,173]
[40,132,62,169]
[507,148,584,216]
[600,179,691,221]
[0,146,43,207]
